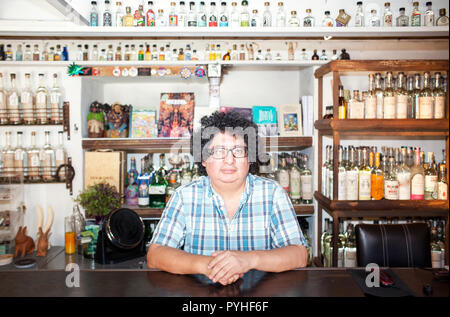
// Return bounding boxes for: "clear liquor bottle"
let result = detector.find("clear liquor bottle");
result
[169,2,178,26]
[371,152,384,200]
[54,131,67,181]
[21,73,35,125]
[230,2,240,27]
[424,152,438,200]
[303,9,315,27]
[374,73,384,119]
[115,1,124,26]
[436,8,449,26]
[263,2,272,27]
[276,2,286,27]
[27,131,41,181]
[411,1,421,26]
[90,1,99,26]
[40,131,55,181]
[6,73,21,125]
[321,219,331,267]
[300,155,313,204]
[436,164,447,200]
[178,1,187,27]
[396,72,408,119]
[327,147,334,200]
[277,157,290,194]
[300,48,308,60]
[369,9,380,26]
[2,131,15,178]
[419,72,433,119]
[251,9,260,27]
[35,73,49,125]
[349,90,364,119]
[14,131,26,180]
[384,156,399,200]
[344,223,357,267]
[156,9,167,27]
[49,74,62,124]
[383,71,396,119]
[322,11,334,27]
[209,2,218,27]
[338,146,347,200]
[322,145,330,198]
[412,73,422,119]
[219,1,229,27]
[187,1,197,27]
[410,147,425,199]
[397,148,411,200]
[180,155,192,186]
[23,44,32,61]
[396,7,409,26]
[319,50,328,60]
[365,74,377,119]
[240,0,250,27]
[383,2,393,26]
[433,72,445,119]
[346,147,359,200]
[32,44,40,61]
[354,1,364,27]
[197,1,207,27]
[424,1,435,26]
[358,148,371,200]
[289,156,301,204]
[103,0,112,26]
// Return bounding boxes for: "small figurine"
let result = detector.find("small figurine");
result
[14,226,35,258]
[35,205,54,256]
[106,103,129,138]
[36,227,51,257]
[87,101,105,138]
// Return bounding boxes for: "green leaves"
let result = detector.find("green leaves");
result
[75,183,122,217]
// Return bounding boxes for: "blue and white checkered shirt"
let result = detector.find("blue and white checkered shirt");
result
[150,174,307,256]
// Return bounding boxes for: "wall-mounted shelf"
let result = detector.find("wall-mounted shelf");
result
[0,26,447,39]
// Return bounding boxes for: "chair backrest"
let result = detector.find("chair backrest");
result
[355,223,431,268]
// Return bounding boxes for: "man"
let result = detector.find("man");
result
[147,111,308,286]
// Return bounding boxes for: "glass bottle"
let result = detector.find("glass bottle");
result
[15,44,23,61]
[303,9,315,27]
[27,131,41,181]
[197,1,207,27]
[311,49,319,60]
[264,48,272,60]
[406,76,414,118]
[90,1,99,26]
[277,157,290,194]
[424,152,438,200]
[383,71,396,119]
[383,2,393,26]
[53,131,67,181]
[419,72,433,119]
[338,146,347,200]
[331,49,339,60]
[47,47,55,61]
[300,155,313,204]
[2,131,15,178]
[424,1,435,26]
[384,156,399,200]
[321,219,332,267]
[276,2,286,27]
[369,9,380,27]
[219,1,229,27]
[54,45,62,61]
[354,1,364,27]
[82,44,89,61]
[436,8,449,26]
[371,152,384,200]
[209,2,218,27]
[157,9,167,27]
[135,5,145,26]
[338,85,347,119]
[437,164,447,200]
[396,72,408,119]
[13,131,26,179]
[411,1,421,26]
[319,50,328,60]
[240,0,250,27]
[322,145,330,198]
[178,1,187,27]
[411,147,425,200]
[346,148,359,200]
[41,131,55,181]
[35,74,49,125]
[300,48,308,60]
[169,2,178,26]
[146,1,156,26]
[103,0,112,26]
[396,7,409,26]
[187,1,197,27]
[348,90,364,119]
[364,74,377,119]
[337,221,346,267]
[149,159,168,209]
[20,73,34,125]
[412,73,422,119]
[339,48,350,60]
[130,44,137,61]
[115,1,124,26]
[180,155,192,186]
[374,73,384,119]
[344,223,357,267]
[263,2,272,27]
[33,44,40,61]
[288,11,299,27]
[123,6,134,26]
[289,156,301,204]
[397,148,411,200]
[7,73,21,125]
[230,2,240,27]
[433,72,445,119]
[358,148,371,200]
[49,73,62,124]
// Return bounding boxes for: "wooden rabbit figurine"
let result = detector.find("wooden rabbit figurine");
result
[36,227,51,257]
[14,226,35,258]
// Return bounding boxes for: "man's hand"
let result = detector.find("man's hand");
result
[207,251,254,285]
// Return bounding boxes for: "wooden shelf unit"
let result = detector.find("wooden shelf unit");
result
[314,59,450,267]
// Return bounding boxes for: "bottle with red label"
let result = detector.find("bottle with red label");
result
[146,1,156,26]
[209,2,218,26]
[169,2,178,26]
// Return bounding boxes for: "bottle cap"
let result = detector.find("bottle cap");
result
[426,2,432,6]
[385,2,390,6]
[325,10,330,14]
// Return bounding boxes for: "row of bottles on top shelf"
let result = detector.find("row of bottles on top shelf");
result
[320,218,446,268]
[0,72,64,125]
[0,131,68,182]
[124,151,313,209]
[322,71,447,120]
[0,42,351,62]
[322,145,447,201]
[88,0,449,28]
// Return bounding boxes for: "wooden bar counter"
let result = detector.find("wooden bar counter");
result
[0,248,447,297]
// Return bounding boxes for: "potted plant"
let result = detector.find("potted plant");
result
[75,183,122,224]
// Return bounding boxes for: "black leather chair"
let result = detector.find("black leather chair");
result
[355,223,431,268]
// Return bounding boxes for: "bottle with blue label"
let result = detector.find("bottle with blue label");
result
[90,1,99,26]
[219,2,229,26]
[138,173,151,207]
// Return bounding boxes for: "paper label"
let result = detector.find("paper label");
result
[149,185,166,195]
[290,173,301,200]
[384,180,399,200]
[383,96,396,119]
[398,171,411,200]
[419,97,433,119]
[365,97,377,119]
[350,101,364,119]
[300,175,312,200]
[338,171,346,200]
[359,171,371,200]
[396,95,408,119]
[437,182,448,200]
[411,174,425,199]
[278,170,290,192]
[346,171,358,200]
[425,175,438,192]
[434,96,445,119]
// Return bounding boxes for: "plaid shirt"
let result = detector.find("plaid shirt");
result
[150,174,307,256]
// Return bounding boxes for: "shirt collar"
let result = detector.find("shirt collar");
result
[206,174,253,201]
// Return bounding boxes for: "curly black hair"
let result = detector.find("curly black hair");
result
[191,111,261,176]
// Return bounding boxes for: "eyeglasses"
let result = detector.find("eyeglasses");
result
[208,146,248,159]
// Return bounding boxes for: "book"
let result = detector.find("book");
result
[277,104,303,137]
[301,96,314,136]
[158,93,195,138]
[129,109,157,138]
[219,106,253,122]
[252,106,278,136]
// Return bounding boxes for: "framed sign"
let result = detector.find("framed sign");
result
[277,104,303,137]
